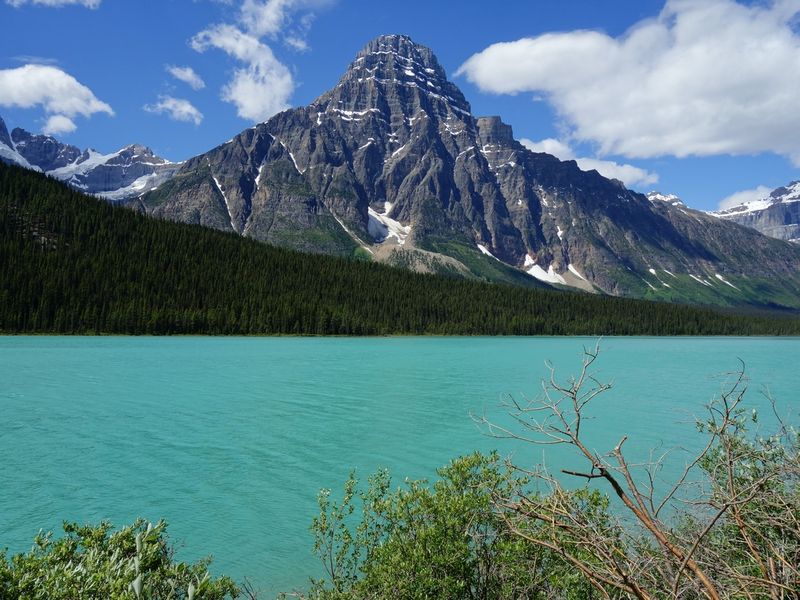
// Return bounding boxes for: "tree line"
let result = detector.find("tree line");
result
[2,161,799,336]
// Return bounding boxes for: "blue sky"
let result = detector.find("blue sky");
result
[2,0,799,211]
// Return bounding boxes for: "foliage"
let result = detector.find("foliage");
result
[303,453,602,599]
[0,519,238,600]
[303,351,800,599]
[2,162,800,336]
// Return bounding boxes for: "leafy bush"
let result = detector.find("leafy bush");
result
[303,453,600,599]
[0,519,238,600]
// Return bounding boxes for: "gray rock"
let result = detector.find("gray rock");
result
[0,116,12,149]
[12,128,82,171]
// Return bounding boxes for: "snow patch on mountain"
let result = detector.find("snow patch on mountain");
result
[477,244,499,260]
[647,191,683,206]
[527,264,566,285]
[368,205,411,245]
[0,142,39,171]
[99,173,169,202]
[568,264,586,281]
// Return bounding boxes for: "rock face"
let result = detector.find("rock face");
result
[712,182,800,243]
[0,119,180,200]
[11,128,82,172]
[0,116,12,149]
[0,116,38,170]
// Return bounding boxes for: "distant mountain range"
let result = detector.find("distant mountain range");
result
[711,181,800,243]
[0,115,179,201]
[2,34,799,310]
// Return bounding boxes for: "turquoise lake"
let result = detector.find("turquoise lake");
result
[1,336,798,596]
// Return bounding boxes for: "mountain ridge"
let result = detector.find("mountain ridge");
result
[0,116,180,200]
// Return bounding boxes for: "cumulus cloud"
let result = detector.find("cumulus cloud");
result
[718,185,772,211]
[6,0,100,7]
[0,64,112,134]
[459,0,800,166]
[575,158,659,188]
[520,138,574,160]
[190,0,331,122]
[520,137,659,188]
[144,95,203,125]
[42,114,77,135]
[166,65,205,90]
[191,24,293,121]
[240,0,330,39]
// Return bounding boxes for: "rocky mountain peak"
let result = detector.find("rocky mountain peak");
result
[0,113,178,200]
[769,180,800,203]
[710,180,800,243]
[314,34,472,123]
[11,127,82,172]
[647,191,684,206]
[354,34,446,80]
[113,144,170,165]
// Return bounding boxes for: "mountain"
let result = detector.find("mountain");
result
[711,181,800,243]
[129,35,800,309]
[0,117,180,201]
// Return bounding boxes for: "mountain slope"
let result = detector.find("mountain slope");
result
[8,161,797,335]
[712,181,800,243]
[0,116,180,200]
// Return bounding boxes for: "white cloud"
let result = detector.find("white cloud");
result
[190,0,331,122]
[166,65,205,91]
[144,95,203,125]
[285,35,309,52]
[574,158,659,188]
[240,0,329,39]
[0,64,113,132]
[520,138,574,160]
[459,0,800,166]
[6,0,100,7]
[42,114,76,135]
[520,138,659,188]
[191,24,294,122]
[718,185,772,210]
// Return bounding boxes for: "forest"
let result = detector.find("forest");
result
[2,161,799,336]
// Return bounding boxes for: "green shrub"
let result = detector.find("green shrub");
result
[0,519,238,600]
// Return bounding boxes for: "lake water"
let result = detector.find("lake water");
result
[1,336,798,596]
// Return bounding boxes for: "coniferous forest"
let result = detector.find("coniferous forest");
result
[1,161,799,336]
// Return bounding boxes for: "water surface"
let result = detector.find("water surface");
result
[1,336,797,596]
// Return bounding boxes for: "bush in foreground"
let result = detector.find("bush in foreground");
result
[0,520,238,600]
